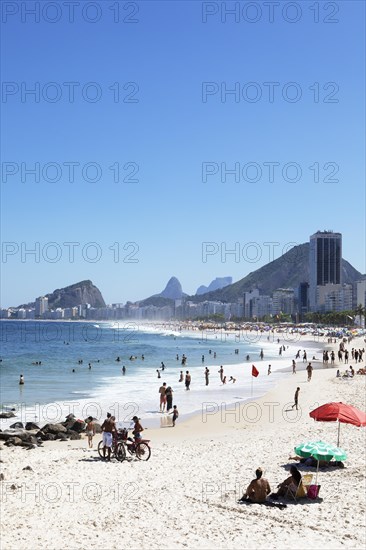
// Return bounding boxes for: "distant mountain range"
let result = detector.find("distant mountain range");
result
[138,242,364,306]
[14,243,365,310]
[196,277,232,295]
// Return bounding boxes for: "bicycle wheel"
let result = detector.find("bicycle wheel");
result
[135,442,151,461]
[97,440,104,459]
[115,442,126,462]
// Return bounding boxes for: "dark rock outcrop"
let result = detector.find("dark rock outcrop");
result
[25,422,40,431]
[0,412,16,419]
[42,423,67,435]
[9,422,24,429]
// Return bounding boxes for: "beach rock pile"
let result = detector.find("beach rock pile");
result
[0,413,101,449]
[0,430,41,449]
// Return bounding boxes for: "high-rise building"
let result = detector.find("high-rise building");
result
[309,231,342,311]
[35,296,48,317]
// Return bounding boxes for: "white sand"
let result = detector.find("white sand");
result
[0,337,365,549]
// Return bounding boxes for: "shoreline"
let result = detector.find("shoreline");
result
[0,334,365,549]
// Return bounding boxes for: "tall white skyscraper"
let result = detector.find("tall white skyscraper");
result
[309,231,342,311]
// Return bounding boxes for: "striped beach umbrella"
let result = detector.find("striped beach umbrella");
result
[294,440,347,484]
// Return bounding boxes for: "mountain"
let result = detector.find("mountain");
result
[188,243,365,303]
[196,277,233,295]
[17,280,106,309]
[138,277,186,306]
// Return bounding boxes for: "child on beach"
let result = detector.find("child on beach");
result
[169,405,179,427]
[86,416,96,448]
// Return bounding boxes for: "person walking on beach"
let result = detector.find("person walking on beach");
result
[86,416,96,448]
[260,349,264,360]
[267,365,271,375]
[169,405,179,427]
[159,382,167,412]
[205,367,210,386]
[306,362,313,382]
[292,387,300,410]
[279,347,282,356]
[303,350,307,363]
[292,360,296,374]
[101,413,117,461]
[185,371,191,390]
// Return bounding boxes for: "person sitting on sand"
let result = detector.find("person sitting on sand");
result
[239,468,271,503]
[271,465,306,498]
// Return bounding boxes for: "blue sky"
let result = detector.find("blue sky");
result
[1,0,365,307]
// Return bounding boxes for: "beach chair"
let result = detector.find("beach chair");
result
[285,478,308,501]
[302,474,313,493]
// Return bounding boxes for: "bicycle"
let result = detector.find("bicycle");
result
[97,432,126,462]
[118,428,151,461]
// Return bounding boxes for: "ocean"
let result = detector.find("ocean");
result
[0,320,307,429]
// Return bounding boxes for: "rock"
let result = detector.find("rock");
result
[22,466,33,471]
[66,430,81,440]
[9,422,24,429]
[70,420,85,433]
[42,423,67,434]
[0,412,16,419]
[55,433,68,441]
[25,422,40,431]
[5,437,23,446]
[93,422,102,434]
[10,484,17,490]
[38,432,56,441]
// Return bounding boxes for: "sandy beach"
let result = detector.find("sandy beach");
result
[0,336,365,549]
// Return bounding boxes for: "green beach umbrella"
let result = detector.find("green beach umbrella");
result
[294,440,347,484]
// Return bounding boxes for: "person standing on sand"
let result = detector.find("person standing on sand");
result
[101,413,117,461]
[306,362,313,382]
[185,371,191,390]
[292,360,296,374]
[159,382,167,412]
[268,365,271,375]
[86,416,96,448]
[292,387,300,410]
[260,349,264,360]
[303,350,307,363]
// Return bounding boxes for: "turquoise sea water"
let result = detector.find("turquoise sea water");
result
[0,320,294,428]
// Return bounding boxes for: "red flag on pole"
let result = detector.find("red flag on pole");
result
[252,365,259,377]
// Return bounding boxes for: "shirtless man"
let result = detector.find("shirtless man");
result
[159,382,167,412]
[101,413,117,461]
[292,387,300,410]
[239,468,271,504]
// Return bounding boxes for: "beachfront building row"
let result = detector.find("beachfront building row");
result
[2,278,365,323]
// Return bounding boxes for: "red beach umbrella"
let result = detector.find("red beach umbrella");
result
[309,402,366,446]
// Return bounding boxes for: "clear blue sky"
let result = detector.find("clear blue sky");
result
[1,0,365,307]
